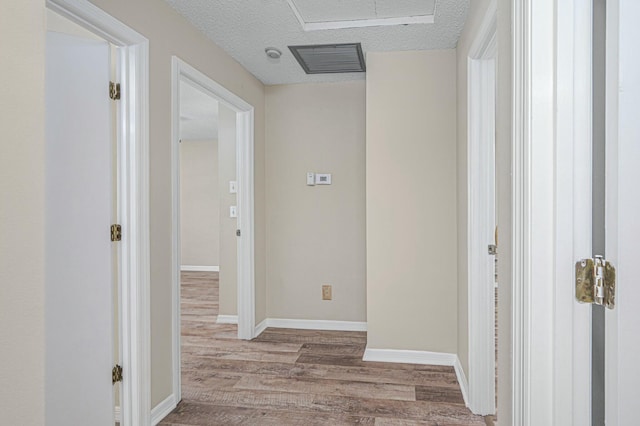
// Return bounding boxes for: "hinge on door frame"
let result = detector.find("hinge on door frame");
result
[575,255,616,309]
[112,364,123,385]
[109,81,121,100]
[111,224,122,242]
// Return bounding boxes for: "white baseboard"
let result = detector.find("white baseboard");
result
[180,265,219,272]
[151,394,177,425]
[265,318,367,332]
[114,406,121,422]
[363,347,469,408]
[216,314,238,324]
[453,356,470,408]
[254,319,268,337]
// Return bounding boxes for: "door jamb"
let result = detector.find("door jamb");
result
[45,1,151,425]
[171,57,256,403]
[511,0,593,424]
[467,0,497,415]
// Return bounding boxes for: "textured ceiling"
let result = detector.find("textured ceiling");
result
[164,0,469,85]
[180,80,219,141]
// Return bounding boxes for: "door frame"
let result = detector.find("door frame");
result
[605,0,640,424]
[171,57,256,402]
[511,0,592,424]
[466,0,497,416]
[45,1,151,425]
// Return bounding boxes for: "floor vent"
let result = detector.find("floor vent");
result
[288,43,366,74]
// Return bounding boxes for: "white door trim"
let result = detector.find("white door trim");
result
[605,1,640,424]
[512,0,593,424]
[171,57,256,403]
[554,1,594,424]
[45,1,151,425]
[466,0,497,416]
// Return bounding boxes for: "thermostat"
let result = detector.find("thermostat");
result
[315,174,332,185]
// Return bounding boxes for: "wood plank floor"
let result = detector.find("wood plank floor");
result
[158,272,486,425]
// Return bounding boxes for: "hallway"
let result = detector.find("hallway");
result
[158,272,484,425]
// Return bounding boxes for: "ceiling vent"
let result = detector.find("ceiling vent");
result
[288,43,366,74]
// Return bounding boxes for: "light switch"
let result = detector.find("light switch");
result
[307,172,315,186]
[229,181,237,194]
[229,206,237,218]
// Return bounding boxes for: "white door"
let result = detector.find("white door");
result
[45,31,114,426]
[605,0,640,424]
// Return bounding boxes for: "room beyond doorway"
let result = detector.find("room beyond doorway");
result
[171,58,257,404]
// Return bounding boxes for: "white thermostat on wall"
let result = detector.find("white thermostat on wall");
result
[315,173,332,185]
[306,172,315,186]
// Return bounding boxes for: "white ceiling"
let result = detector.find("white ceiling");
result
[164,0,469,85]
[180,80,219,141]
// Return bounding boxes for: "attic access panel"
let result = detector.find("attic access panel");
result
[290,0,437,23]
[288,43,366,74]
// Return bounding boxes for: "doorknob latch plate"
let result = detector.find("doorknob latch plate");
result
[575,256,616,309]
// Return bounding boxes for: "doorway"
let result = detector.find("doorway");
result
[44,1,150,425]
[171,58,256,402]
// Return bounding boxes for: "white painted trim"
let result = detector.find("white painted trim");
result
[453,356,470,408]
[363,347,457,365]
[46,1,151,425]
[150,394,176,426]
[284,0,434,31]
[363,348,469,407]
[554,1,593,425]
[266,318,367,332]
[605,1,640,424]
[254,319,268,337]
[216,315,238,324]
[235,106,256,342]
[114,406,121,422]
[180,265,219,272]
[468,0,498,59]
[171,57,256,403]
[512,0,593,424]
[466,0,497,416]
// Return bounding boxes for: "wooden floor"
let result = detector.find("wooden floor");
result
[159,271,486,425]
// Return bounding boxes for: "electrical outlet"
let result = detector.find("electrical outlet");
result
[322,285,332,300]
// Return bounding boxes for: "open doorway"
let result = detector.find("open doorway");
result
[177,77,241,398]
[171,58,256,403]
[44,1,150,425]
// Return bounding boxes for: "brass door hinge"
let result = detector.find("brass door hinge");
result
[111,224,122,242]
[112,364,123,385]
[576,256,616,309]
[109,81,121,100]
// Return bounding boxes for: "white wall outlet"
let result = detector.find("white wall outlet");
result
[307,172,315,186]
[229,206,237,218]
[229,181,237,193]
[315,173,332,185]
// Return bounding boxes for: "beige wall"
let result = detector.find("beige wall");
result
[180,139,220,267]
[455,0,493,379]
[0,1,46,425]
[218,106,238,316]
[265,82,367,321]
[4,0,266,411]
[366,50,458,353]
[87,0,267,406]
